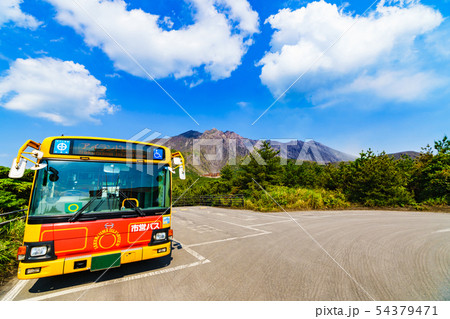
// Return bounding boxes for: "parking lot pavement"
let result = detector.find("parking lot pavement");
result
[2,207,449,300]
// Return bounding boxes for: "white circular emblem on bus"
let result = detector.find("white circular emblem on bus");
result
[57,143,67,151]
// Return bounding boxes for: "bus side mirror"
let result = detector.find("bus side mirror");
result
[171,153,185,180]
[32,150,44,159]
[179,165,186,180]
[173,157,182,166]
[9,157,27,178]
[30,163,47,171]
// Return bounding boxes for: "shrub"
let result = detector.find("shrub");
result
[244,186,350,212]
[0,219,25,285]
[339,150,415,207]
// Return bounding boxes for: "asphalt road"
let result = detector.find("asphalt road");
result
[1,207,449,301]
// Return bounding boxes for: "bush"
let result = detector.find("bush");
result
[0,219,25,285]
[410,140,449,203]
[338,150,415,207]
[420,197,448,206]
[0,166,33,212]
[173,138,449,209]
[244,186,350,212]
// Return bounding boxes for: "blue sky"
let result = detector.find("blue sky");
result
[0,0,449,166]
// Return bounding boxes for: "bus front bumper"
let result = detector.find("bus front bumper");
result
[18,242,171,280]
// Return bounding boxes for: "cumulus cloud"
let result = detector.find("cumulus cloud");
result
[0,57,117,125]
[321,70,447,103]
[258,0,444,102]
[46,0,259,81]
[0,0,41,29]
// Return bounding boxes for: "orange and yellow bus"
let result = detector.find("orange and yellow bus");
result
[8,136,185,279]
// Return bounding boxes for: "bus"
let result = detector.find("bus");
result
[8,136,185,279]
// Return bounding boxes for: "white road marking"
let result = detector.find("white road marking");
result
[176,240,208,262]
[248,220,292,227]
[182,206,283,221]
[1,279,29,301]
[206,217,270,233]
[434,228,450,233]
[179,211,277,248]
[185,232,269,248]
[20,259,211,301]
[5,208,281,301]
[224,215,258,221]
[187,224,222,233]
[7,241,209,301]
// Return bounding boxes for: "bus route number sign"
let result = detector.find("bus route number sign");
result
[53,140,71,154]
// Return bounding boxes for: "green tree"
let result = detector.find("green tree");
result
[434,135,449,155]
[411,136,449,203]
[320,162,343,191]
[236,141,282,190]
[220,164,234,181]
[340,150,414,206]
[282,160,299,188]
[282,160,324,188]
[0,166,33,212]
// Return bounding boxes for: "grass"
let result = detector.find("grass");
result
[244,186,350,212]
[0,217,25,286]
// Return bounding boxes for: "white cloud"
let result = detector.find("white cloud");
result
[258,0,444,101]
[330,70,447,102]
[425,19,450,59]
[105,72,121,78]
[237,101,249,108]
[216,0,260,35]
[0,0,41,29]
[46,0,259,81]
[159,16,174,29]
[0,57,117,125]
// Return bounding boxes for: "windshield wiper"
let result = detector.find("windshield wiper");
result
[133,206,145,216]
[68,189,103,222]
[118,190,145,216]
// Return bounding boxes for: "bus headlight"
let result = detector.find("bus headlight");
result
[153,232,166,241]
[30,246,48,257]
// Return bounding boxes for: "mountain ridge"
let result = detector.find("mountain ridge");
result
[150,128,361,175]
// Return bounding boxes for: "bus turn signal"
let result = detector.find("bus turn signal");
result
[17,246,26,261]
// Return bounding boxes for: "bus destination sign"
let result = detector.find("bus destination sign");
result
[51,139,165,160]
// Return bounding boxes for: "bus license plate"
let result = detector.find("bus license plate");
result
[91,253,121,271]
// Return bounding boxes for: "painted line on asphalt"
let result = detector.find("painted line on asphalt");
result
[1,279,29,301]
[180,206,287,220]
[212,218,271,233]
[11,241,208,301]
[177,240,208,261]
[434,228,450,233]
[185,232,269,248]
[248,220,292,227]
[181,212,278,248]
[21,259,211,301]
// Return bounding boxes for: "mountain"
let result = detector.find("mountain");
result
[388,151,421,160]
[178,130,202,139]
[150,128,357,175]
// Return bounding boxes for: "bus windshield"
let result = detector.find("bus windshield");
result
[30,160,170,217]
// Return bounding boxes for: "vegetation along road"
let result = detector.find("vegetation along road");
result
[1,207,449,301]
